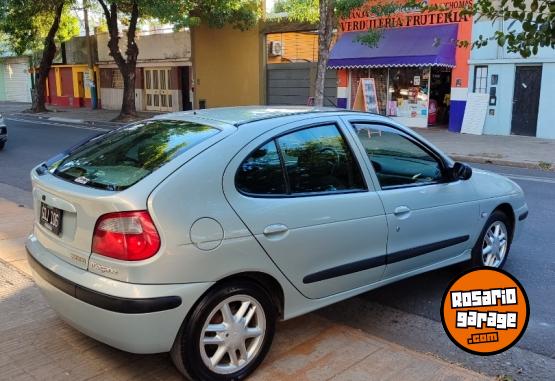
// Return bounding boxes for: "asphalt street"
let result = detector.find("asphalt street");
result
[1,115,554,379]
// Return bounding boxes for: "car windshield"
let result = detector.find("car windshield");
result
[53,120,219,191]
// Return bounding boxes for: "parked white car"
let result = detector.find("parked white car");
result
[26,107,527,380]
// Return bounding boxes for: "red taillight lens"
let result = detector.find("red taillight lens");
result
[92,211,161,261]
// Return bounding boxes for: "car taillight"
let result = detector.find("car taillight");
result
[92,211,161,261]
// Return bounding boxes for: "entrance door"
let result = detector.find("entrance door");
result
[144,68,173,111]
[511,66,542,136]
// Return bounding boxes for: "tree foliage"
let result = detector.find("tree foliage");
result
[469,0,555,57]
[0,0,78,56]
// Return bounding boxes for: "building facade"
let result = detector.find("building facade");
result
[45,64,100,108]
[330,0,472,131]
[97,30,193,112]
[469,20,555,139]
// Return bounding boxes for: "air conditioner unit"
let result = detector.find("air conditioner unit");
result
[269,41,283,56]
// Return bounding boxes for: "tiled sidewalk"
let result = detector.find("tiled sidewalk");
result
[0,197,490,381]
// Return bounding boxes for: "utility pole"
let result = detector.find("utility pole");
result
[83,0,98,109]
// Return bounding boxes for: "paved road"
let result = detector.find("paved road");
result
[1,116,554,379]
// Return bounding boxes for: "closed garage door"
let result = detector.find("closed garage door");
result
[2,58,32,102]
[267,62,337,106]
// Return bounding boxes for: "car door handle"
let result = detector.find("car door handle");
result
[393,206,411,217]
[263,224,289,236]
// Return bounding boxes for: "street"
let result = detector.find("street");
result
[1,115,554,380]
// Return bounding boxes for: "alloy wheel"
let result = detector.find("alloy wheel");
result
[481,221,508,267]
[199,295,266,375]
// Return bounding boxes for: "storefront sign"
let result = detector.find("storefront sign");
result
[340,0,473,32]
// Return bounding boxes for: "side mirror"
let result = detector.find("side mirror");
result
[450,162,472,181]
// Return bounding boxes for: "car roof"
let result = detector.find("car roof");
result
[156,106,343,126]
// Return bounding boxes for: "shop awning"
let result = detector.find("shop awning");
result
[328,25,458,69]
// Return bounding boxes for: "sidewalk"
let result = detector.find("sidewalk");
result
[0,101,156,125]
[0,197,490,380]
[415,127,555,170]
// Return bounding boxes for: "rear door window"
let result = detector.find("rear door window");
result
[276,125,365,194]
[53,120,219,190]
[236,141,286,195]
[235,124,366,196]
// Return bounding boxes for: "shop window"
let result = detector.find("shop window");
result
[386,67,430,123]
[112,70,124,89]
[473,66,488,93]
[369,68,388,115]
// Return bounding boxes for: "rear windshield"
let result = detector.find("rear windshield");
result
[53,120,219,191]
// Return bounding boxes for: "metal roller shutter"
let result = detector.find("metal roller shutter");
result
[3,58,32,102]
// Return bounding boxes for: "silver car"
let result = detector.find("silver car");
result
[26,107,527,380]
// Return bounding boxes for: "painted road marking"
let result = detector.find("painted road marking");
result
[499,173,555,185]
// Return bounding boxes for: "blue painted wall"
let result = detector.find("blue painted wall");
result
[469,20,555,139]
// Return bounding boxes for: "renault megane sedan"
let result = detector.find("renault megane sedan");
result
[26,107,528,380]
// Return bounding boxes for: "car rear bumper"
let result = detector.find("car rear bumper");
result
[26,234,214,354]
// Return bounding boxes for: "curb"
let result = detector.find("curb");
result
[451,155,554,172]
[48,116,85,124]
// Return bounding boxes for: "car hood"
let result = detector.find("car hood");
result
[469,168,523,199]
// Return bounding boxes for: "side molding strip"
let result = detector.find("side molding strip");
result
[386,235,470,264]
[302,235,469,284]
[303,256,386,284]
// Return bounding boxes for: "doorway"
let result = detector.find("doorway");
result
[180,67,192,111]
[429,67,452,127]
[511,66,542,136]
[144,68,173,111]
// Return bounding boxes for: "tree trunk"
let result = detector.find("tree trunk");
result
[120,68,136,117]
[98,0,139,121]
[314,0,334,107]
[30,2,64,113]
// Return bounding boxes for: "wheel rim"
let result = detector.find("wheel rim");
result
[482,221,508,267]
[199,295,266,375]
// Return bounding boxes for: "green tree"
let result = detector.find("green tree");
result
[467,0,554,57]
[0,0,79,112]
[96,0,260,121]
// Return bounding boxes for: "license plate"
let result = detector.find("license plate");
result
[40,202,63,236]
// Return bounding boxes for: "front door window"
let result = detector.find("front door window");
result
[352,123,443,188]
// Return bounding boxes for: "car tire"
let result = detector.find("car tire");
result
[471,210,513,268]
[0,141,5,150]
[171,281,277,381]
